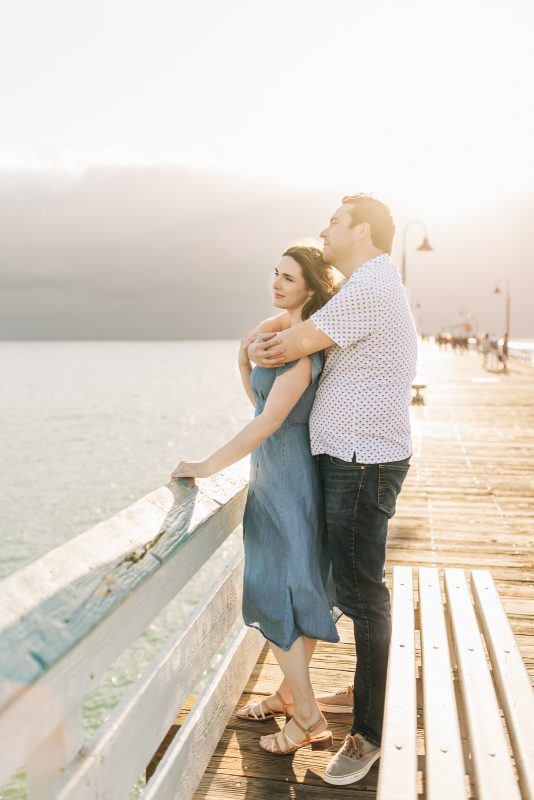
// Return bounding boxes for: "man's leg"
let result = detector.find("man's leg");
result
[319,455,410,745]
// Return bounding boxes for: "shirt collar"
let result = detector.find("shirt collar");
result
[349,253,392,280]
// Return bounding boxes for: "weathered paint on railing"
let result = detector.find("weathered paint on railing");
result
[0,468,255,799]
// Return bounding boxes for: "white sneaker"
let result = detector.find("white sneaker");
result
[316,685,353,713]
[323,733,381,785]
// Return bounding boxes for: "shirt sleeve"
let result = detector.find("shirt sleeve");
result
[310,275,382,348]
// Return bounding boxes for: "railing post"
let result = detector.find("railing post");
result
[26,706,84,799]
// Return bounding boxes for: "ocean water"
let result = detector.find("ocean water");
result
[0,341,254,799]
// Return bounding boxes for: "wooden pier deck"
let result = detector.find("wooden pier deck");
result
[175,345,534,799]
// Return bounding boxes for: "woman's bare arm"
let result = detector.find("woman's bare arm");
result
[238,332,257,406]
[254,312,291,333]
[172,358,312,479]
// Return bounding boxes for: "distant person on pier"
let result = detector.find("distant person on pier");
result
[481,333,492,369]
[500,333,510,373]
[248,194,417,785]
[172,247,341,756]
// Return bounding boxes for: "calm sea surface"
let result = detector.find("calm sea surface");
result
[0,341,253,799]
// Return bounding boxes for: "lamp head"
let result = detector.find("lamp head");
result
[417,237,433,252]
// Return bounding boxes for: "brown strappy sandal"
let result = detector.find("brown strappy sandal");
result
[236,690,294,722]
[259,713,333,755]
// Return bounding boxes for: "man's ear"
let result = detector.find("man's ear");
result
[358,222,371,239]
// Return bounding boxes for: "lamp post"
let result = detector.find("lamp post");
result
[401,220,433,289]
[494,278,511,336]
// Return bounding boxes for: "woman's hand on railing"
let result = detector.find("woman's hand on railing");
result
[171,459,213,480]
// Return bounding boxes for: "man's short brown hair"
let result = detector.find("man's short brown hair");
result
[342,194,395,254]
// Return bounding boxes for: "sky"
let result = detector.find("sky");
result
[1,0,533,338]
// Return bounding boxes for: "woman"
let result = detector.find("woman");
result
[172,246,339,755]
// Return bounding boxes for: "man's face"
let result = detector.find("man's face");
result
[320,204,359,267]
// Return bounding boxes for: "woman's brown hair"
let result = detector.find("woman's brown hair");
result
[282,246,338,320]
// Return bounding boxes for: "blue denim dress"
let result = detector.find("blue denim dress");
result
[241,353,339,651]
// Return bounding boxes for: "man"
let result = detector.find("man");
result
[248,194,417,785]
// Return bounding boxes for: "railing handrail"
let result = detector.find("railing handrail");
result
[0,469,250,796]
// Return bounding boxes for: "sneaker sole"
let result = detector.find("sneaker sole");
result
[316,702,353,714]
[322,749,381,785]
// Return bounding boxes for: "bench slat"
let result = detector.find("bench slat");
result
[445,569,521,800]
[418,567,467,800]
[377,566,417,800]
[471,569,534,800]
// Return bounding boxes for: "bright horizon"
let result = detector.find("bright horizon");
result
[1,0,533,338]
[2,0,533,208]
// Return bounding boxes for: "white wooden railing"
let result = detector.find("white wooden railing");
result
[0,470,263,800]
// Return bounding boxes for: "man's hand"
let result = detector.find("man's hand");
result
[248,332,287,367]
[238,331,257,368]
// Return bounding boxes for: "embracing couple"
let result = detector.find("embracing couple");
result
[172,193,418,785]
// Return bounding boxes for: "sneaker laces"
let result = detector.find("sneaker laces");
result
[340,734,363,759]
[335,685,353,697]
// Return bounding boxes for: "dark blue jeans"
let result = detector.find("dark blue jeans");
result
[319,454,410,746]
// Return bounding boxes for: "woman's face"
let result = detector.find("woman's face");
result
[272,255,312,312]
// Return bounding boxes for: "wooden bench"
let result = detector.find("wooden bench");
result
[377,566,534,800]
[411,379,427,405]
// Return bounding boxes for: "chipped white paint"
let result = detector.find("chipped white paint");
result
[0,469,251,798]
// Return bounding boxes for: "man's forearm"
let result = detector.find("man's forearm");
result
[249,319,334,366]
[276,324,323,361]
[255,312,291,334]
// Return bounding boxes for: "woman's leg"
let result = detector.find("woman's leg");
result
[259,636,324,749]
[237,637,317,719]
[275,636,316,706]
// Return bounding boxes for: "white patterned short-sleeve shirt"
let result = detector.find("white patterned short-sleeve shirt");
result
[309,254,418,463]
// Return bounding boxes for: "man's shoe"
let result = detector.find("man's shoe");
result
[323,733,380,785]
[316,685,353,713]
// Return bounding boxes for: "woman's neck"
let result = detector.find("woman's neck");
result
[287,308,304,327]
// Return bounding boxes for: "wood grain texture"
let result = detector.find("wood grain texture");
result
[44,552,246,800]
[376,567,417,800]
[418,567,467,800]
[142,624,264,800]
[471,569,534,800]
[0,470,246,785]
[3,345,534,799]
[180,348,533,800]
[445,568,521,800]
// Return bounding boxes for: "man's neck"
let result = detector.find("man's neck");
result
[336,246,385,278]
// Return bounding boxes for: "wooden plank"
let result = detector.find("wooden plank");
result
[418,567,467,800]
[142,625,264,800]
[444,568,521,800]
[194,772,377,800]
[43,551,246,800]
[0,471,247,786]
[471,569,534,800]
[376,566,417,800]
